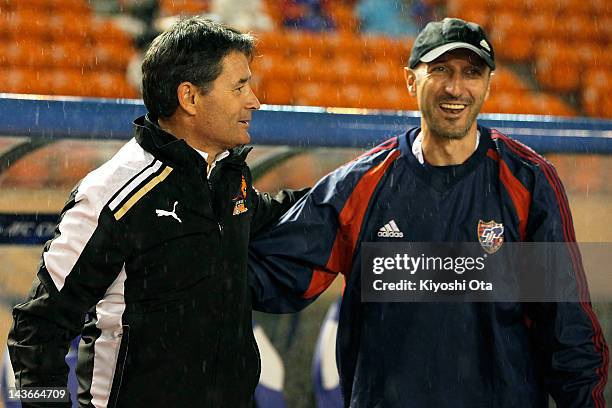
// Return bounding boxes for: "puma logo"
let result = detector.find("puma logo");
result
[156,201,182,223]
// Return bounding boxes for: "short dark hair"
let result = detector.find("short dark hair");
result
[141,17,255,119]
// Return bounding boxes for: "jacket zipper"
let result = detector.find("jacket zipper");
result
[207,165,223,236]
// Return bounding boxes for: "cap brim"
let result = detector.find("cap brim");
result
[420,42,495,69]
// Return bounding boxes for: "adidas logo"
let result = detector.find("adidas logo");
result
[480,39,491,52]
[378,220,404,238]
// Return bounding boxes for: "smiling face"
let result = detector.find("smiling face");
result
[406,49,492,140]
[193,51,260,151]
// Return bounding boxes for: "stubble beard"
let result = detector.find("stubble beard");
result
[422,98,483,140]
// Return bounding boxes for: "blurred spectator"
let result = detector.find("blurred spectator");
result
[281,0,335,31]
[92,0,159,38]
[357,0,420,37]
[211,0,274,32]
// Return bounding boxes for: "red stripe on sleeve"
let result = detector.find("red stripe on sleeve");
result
[303,270,338,299]
[303,149,401,299]
[487,147,531,240]
[493,130,609,407]
[499,159,531,241]
[486,148,500,162]
[356,137,399,160]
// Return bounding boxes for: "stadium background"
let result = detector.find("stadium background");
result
[0,0,610,407]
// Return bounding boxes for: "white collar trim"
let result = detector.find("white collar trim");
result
[412,131,480,165]
[194,148,230,177]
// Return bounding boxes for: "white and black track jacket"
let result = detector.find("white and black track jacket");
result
[8,115,305,408]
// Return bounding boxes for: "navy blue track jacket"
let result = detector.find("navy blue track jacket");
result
[249,126,609,407]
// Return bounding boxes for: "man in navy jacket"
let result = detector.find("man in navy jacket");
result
[249,18,608,407]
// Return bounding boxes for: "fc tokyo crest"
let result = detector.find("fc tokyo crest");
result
[232,175,249,216]
[477,220,504,254]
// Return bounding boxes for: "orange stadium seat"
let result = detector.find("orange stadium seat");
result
[488,12,534,62]
[395,37,414,63]
[564,0,594,15]
[488,0,530,14]
[590,0,609,14]
[0,68,36,93]
[10,68,51,95]
[583,69,611,89]
[293,54,329,82]
[254,52,296,80]
[582,69,611,118]
[327,3,358,32]
[481,94,502,114]
[535,42,581,93]
[327,55,370,84]
[159,0,209,16]
[372,84,415,111]
[0,12,13,38]
[581,87,601,117]
[260,80,293,105]
[338,84,370,108]
[577,44,607,68]
[52,0,92,14]
[35,70,65,95]
[563,15,599,42]
[490,68,530,95]
[530,13,564,41]
[455,9,488,28]
[46,41,88,69]
[602,98,612,118]
[529,0,564,15]
[0,40,47,67]
[536,62,581,94]
[446,0,489,27]
[92,41,135,70]
[600,47,612,70]
[48,13,91,41]
[362,36,404,65]
[447,0,490,18]
[9,9,49,38]
[7,0,55,12]
[86,71,137,98]
[284,31,326,57]
[484,91,542,115]
[89,20,132,45]
[531,94,576,116]
[321,33,365,60]
[50,69,88,96]
[255,31,292,57]
[367,60,403,85]
[293,82,340,107]
[251,52,296,82]
[261,0,282,27]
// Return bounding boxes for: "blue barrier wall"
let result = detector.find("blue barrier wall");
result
[0,95,610,153]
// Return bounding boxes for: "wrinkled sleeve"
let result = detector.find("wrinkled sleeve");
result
[7,189,125,407]
[524,165,608,408]
[248,147,398,313]
[248,185,343,313]
[249,187,310,237]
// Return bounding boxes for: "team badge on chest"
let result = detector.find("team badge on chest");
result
[477,220,504,254]
[232,175,249,215]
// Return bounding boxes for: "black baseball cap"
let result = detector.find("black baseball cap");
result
[408,18,495,70]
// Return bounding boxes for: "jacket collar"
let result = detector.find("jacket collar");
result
[398,125,492,159]
[133,115,252,174]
